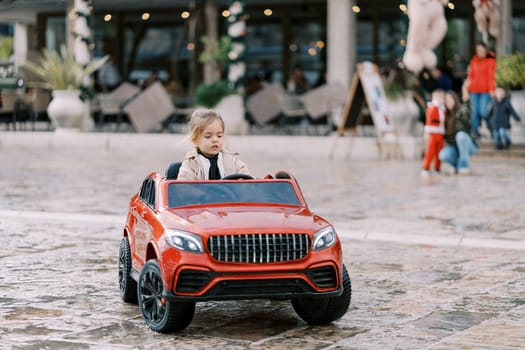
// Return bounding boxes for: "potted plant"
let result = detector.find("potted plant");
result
[23,45,107,131]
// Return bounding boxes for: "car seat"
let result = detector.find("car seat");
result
[274,170,292,179]
[165,162,182,179]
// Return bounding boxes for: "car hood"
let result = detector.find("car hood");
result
[161,205,327,234]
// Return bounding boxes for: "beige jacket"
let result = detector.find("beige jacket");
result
[177,149,250,180]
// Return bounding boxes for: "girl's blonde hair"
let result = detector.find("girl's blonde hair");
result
[187,109,225,144]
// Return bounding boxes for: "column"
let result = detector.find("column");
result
[13,23,28,74]
[327,0,356,90]
[203,0,219,84]
[497,0,512,56]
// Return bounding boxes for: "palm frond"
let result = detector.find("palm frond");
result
[23,45,109,91]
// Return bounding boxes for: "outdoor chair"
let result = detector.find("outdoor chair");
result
[163,96,194,133]
[246,83,285,133]
[123,81,176,133]
[299,83,347,136]
[278,93,311,135]
[28,88,52,130]
[95,82,141,131]
[0,90,18,130]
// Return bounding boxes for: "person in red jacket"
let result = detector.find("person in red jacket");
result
[467,41,496,139]
[422,89,446,176]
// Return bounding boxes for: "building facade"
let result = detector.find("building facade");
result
[1,0,524,94]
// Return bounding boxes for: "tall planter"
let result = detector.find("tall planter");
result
[386,92,422,136]
[47,90,84,131]
[213,94,247,135]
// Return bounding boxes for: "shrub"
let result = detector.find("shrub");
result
[496,53,525,90]
[195,80,235,108]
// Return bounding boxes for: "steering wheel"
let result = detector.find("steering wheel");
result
[222,173,255,180]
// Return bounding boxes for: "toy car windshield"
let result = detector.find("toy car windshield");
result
[168,181,302,208]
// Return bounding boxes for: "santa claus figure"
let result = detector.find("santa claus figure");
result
[402,0,448,74]
[473,0,500,45]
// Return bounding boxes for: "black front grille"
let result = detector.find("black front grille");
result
[307,266,337,288]
[176,270,212,293]
[207,233,310,264]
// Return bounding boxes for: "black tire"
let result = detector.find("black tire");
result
[118,237,138,304]
[292,264,352,325]
[138,260,195,333]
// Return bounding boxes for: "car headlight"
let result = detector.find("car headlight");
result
[312,226,337,251]
[164,229,204,253]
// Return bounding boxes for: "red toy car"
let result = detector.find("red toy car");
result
[118,164,351,333]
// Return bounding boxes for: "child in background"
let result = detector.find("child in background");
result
[488,87,522,150]
[422,89,447,176]
[177,109,250,180]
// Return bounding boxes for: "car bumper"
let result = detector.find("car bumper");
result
[161,262,343,302]
[163,272,344,302]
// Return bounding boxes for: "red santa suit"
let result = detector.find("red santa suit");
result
[422,101,446,171]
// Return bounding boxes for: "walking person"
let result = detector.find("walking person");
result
[439,86,478,175]
[488,87,522,150]
[467,41,496,139]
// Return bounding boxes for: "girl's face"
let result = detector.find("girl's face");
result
[445,93,456,111]
[195,120,224,157]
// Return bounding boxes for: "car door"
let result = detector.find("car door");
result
[132,177,155,267]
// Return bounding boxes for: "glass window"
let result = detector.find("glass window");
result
[290,22,325,86]
[513,17,525,54]
[139,179,156,208]
[122,13,189,86]
[168,182,302,208]
[245,22,282,83]
[443,18,471,75]
[92,16,118,59]
[45,16,66,51]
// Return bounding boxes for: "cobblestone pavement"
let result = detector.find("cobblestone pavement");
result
[0,132,524,349]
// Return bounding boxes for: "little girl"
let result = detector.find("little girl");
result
[177,109,250,180]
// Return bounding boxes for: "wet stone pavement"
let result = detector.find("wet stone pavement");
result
[0,132,524,349]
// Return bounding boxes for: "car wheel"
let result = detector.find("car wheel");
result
[118,237,138,304]
[292,264,352,325]
[138,260,195,333]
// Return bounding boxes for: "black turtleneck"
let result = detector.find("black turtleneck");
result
[198,150,221,180]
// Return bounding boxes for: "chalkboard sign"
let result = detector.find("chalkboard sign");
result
[337,61,394,134]
[338,75,366,131]
[331,61,401,158]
